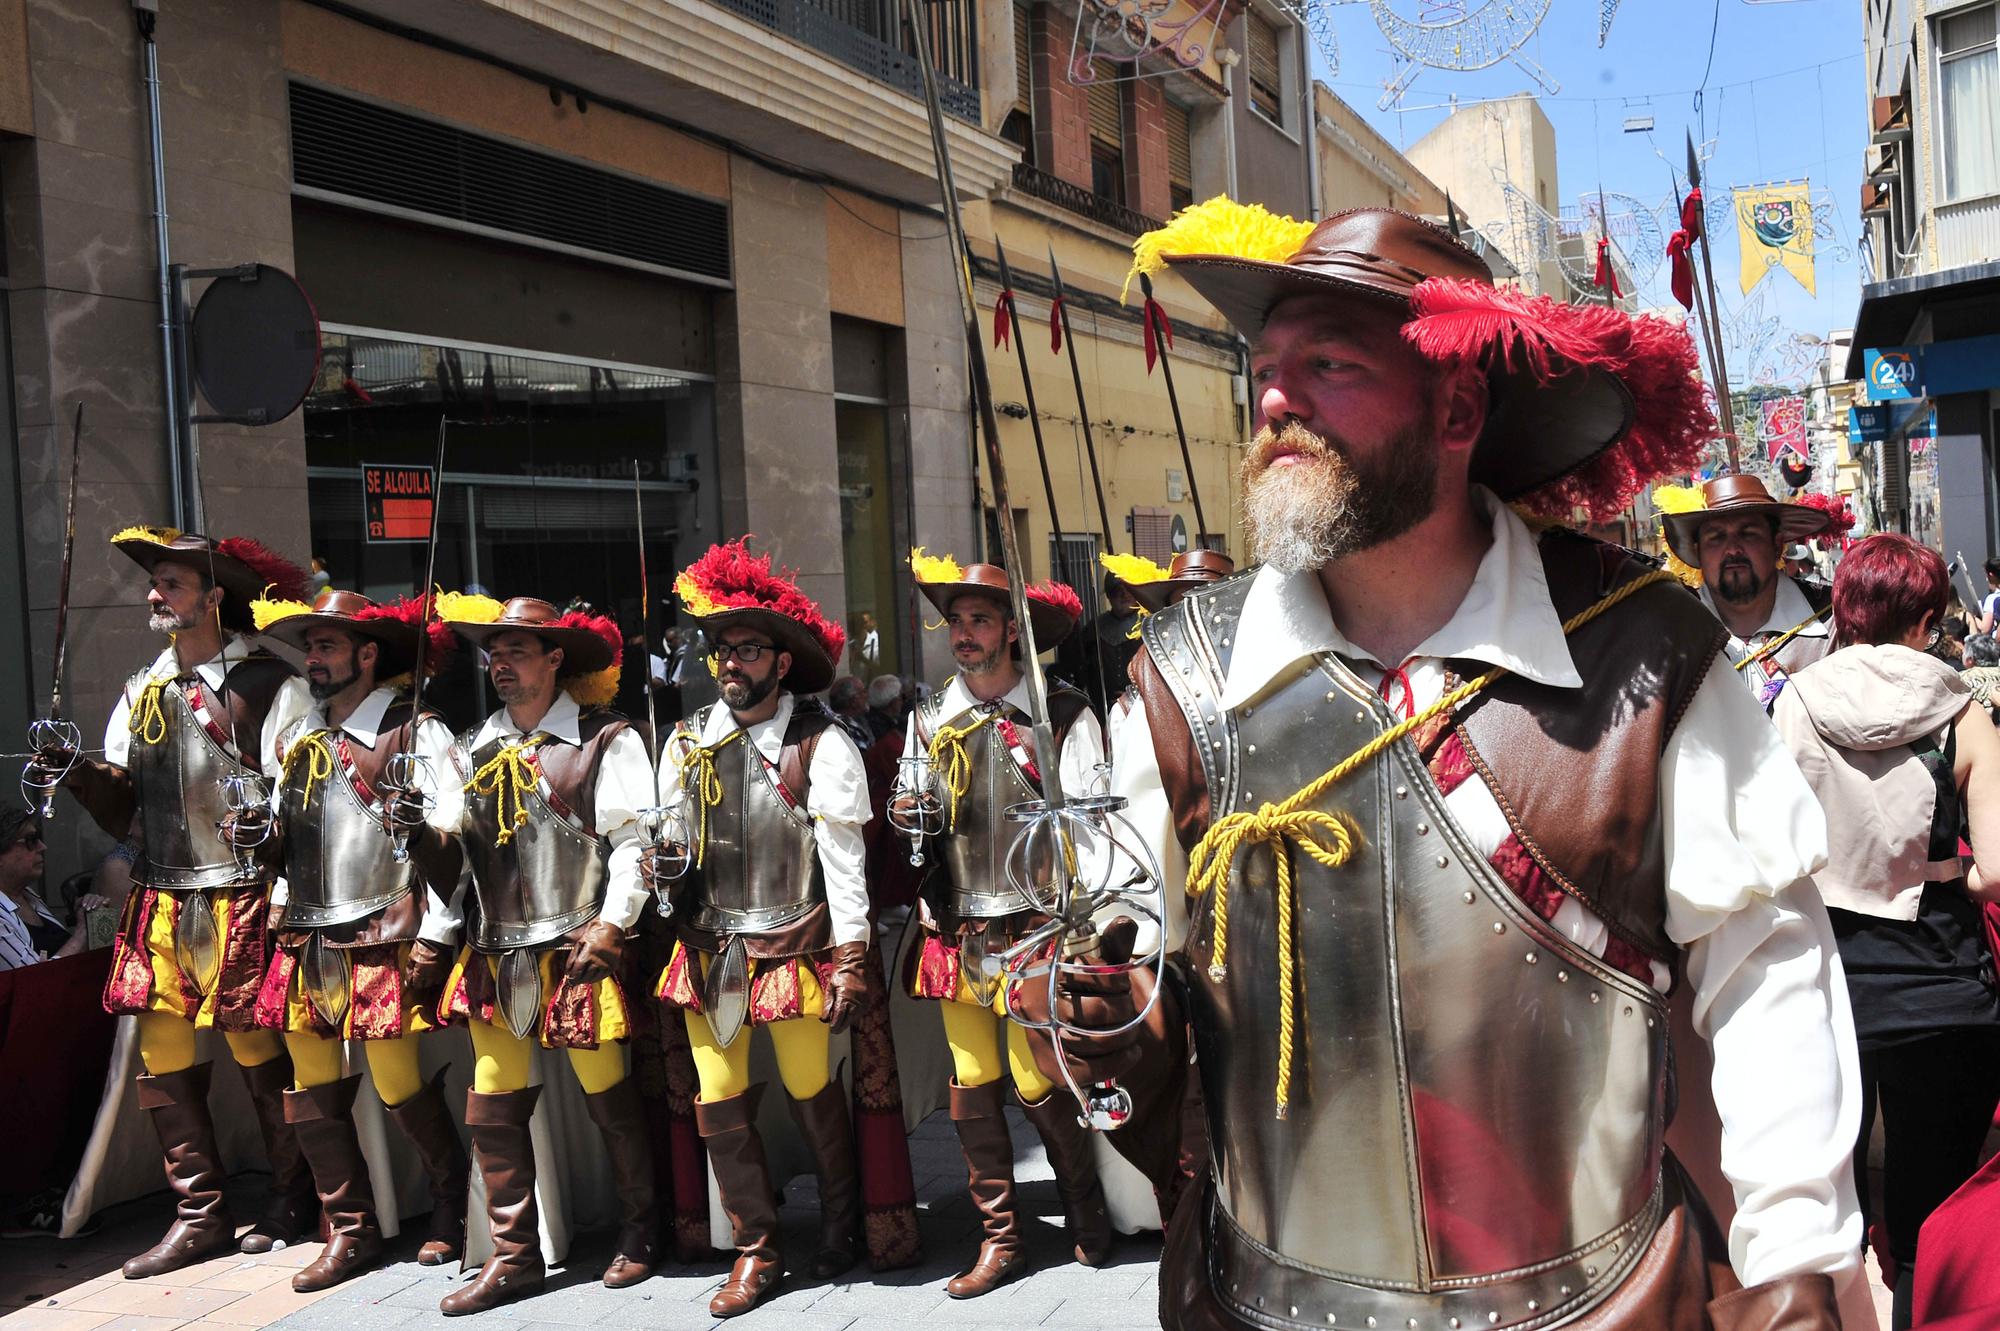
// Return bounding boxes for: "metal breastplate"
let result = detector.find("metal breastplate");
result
[130,679,256,892]
[1146,589,1668,1331]
[684,725,823,936]
[278,732,416,929]
[462,735,607,950]
[928,702,1040,919]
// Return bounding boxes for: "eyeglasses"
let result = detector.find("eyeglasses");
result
[708,642,778,664]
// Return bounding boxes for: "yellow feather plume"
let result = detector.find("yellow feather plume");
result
[909,547,964,585]
[1099,552,1168,586]
[110,524,183,547]
[563,664,621,709]
[1650,483,1708,515]
[674,570,724,620]
[435,590,505,625]
[1124,196,1316,302]
[250,595,313,631]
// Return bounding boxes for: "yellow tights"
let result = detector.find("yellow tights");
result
[136,1011,284,1076]
[939,998,1055,1100]
[284,1031,428,1107]
[467,1018,626,1096]
[683,1011,833,1104]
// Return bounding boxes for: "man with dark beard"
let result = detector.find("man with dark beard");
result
[1663,475,1834,706]
[241,592,470,1291]
[1059,204,1864,1330]
[29,528,315,1276]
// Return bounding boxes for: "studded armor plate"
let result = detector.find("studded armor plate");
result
[918,695,1043,919]
[129,677,259,892]
[277,726,416,930]
[678,709,824,936]
[462,733,607,951]
[1143,581,1669,1331]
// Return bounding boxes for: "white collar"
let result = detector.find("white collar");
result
[144,634,253,693]
[698,692,796,764]
[473,689,584,749]
[1701,575,1828,642]
[1219,489,1582,710]
[935,673,1030,723]
[304,687,399,749]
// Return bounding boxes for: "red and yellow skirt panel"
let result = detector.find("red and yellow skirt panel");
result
[902,910,1051,1017]
[102,883,274,1032]
[438,945,631,1049]
[252,936,442,1040]
[655,939,835,1027]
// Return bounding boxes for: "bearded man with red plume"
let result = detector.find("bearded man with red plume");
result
[1048,202,1867,1330]
[432,595,658,1315]
[30,528,318,1277]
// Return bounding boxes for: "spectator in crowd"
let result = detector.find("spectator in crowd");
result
[1781,543,1818,579]
[0,806,108,970]
[1965,634,2000,724]
[827,675,872,745]
[1978,557,2000,635]
[1085,574,1141,713]
[863,674,905,743]
[849,610,881,676]
[1772,534,2000,1329]
[308,556,333,599]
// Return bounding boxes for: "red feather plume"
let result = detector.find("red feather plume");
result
[1794,492,1857,547]
[354,594,457,677]
[680,539,847,664]
[216,537,307,602]
[1403,278,1714,523]
[1026,579,1083,621]
[549,609,625,670]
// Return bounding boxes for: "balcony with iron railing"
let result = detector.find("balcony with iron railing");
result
[1010,161,1164,237]
[706,0,982,121]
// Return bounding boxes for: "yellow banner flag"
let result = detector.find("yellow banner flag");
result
[1736,183,1815,295]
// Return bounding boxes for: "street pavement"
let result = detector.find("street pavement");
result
[0,1106,1165,1331]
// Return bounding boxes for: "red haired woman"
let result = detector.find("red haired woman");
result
[1772,533,2000,1328]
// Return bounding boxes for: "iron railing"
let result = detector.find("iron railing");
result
[1011,161,1163,238]
[707,0,981,121]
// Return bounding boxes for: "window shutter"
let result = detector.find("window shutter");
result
[1247,12,1282,119]
[1131,506,1174,562]
[1166,100,1192,190]
[1014,3,1034,115]
[1088,63,1122,148]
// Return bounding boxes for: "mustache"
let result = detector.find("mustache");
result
[1247,420,1346,470]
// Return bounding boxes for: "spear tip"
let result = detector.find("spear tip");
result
[1138,269,1156,300]
[994,240,1014,286]
[1685,128,1701,187]
[1046,242,1065,289]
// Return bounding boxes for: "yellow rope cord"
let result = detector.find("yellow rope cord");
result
[1733,602,1833,673]
[1187,568,1675,1119]
[465,736,546,846]
[926,711,995,831]
[673,729,742,868]
[281,730,335,808]
[130,677,171,746]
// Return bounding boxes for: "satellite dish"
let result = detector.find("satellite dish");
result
[189,264,320,425]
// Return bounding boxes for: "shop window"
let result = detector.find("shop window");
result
[1166,100,1194,213]
[302,328,719,731]
[1936,4,1998,201]
[833,317,905,681]
[1088,64,1124,204]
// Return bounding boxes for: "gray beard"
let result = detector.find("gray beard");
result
[1241,424,1441,574]
[720,673,777,710]
[149,609,196,634]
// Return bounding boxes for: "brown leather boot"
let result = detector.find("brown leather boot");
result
[285,1075,385,1291]
[785,1080,860,1278]
[385,1070,469,1266]
[123,1064,239,1279]
[1018,1087,1114,1266]
[237,1054,319,1253]
[440,1087,545,1316]
[582,1080,660,1288]
[697,1087,782,1317]
[944,1081,1025,1298]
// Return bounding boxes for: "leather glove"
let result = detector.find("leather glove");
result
[23,739,79,793]
[1020,916,1155,1090]
[220,806,273,851]
[563,919,626,986]
[819,941,870,1035]
[385,786,428,831]
[402,937,453,1006]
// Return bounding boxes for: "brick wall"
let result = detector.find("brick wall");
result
[1124,77,1171,221]
[1029,3,1090,188]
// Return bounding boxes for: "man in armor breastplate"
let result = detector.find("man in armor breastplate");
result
[435,596,658,1315]
[896,554,1114,1297]
[240,591,470,1291]
[1662,475,1835,708]
[32,527,315,1278]
[649,541,875,1317]
[1049,206,1863,1330]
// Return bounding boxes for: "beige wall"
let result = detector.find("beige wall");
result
[1314,83,1445,216]
[0,0,31,137]
[1406,95,1563,296]
[825,188,906,327]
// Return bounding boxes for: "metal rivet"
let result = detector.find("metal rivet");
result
[1462,890,1476,904]
[1491,921,1505,934]
[1450,1321,1461,1330]
[1488,1315,1500,1326]
[1326,1317,1337,1327]
[1612,1241,1621,1253]
[1623,1005,1634,1017]
[1557,970,1569,981]
[1256,1297,1265,1308]
[1586,1265,1598,1278]
[1646,1017,1656,1028]
[1326,691,1337,701]
[1408,1321,1419,1330]
[1366,1319,1377,1329]
[1560,1285,1571,1297]
[1220,637,1230,646]
[1527,1300,1539,1312]
[1525,951,1538,964]
[1416,822,1429,835]
[1436,854,1449,868]
[1241,705,1253,717]
[1291,1308,1299,1318]
[1233,1282,1240,1293]
[1589,991,1601,1003]
[1356,711,1366,723]
[1247,744,1258,754]
[1395,785,1409,798]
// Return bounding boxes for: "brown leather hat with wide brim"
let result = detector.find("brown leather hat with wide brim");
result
[1661,473,1832,566]
[111,528,302,604]
[919,565,1079,649]
[693,607,836,696]
[259,590,422,676]
[446,597,616,675]
[1163,209,1636,503]
[1127,550,1238,613]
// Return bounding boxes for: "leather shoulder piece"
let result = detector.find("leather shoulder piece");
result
[779,698,835,807]
[1132,644,1209,851]
[219,654,299,757]
[1048,684,1092,744]
[575,707,631,744]
[1705,1273,1839,1331]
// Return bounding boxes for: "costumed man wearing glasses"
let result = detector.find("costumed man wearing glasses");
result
[30,528,315,1277]
[896,552,1113,1298]
[1656,475,1834,707]
[235,591,470,1291]
[651,541,907,1317]
[1045,203,1865,1330]
[434,596,658,1315]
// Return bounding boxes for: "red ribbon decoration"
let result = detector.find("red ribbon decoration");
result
[1666,230,1695,311]
[1048,294,1065,354]
[993,289,1015,350]
[1142,297,1174,374]
[1593,237,1623,299]
[1680,187,1703,242]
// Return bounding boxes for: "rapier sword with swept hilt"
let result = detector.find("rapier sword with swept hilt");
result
[21,403,88,817]
[382,415,450,861]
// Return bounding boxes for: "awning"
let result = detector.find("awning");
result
[1846,260,2000,378]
